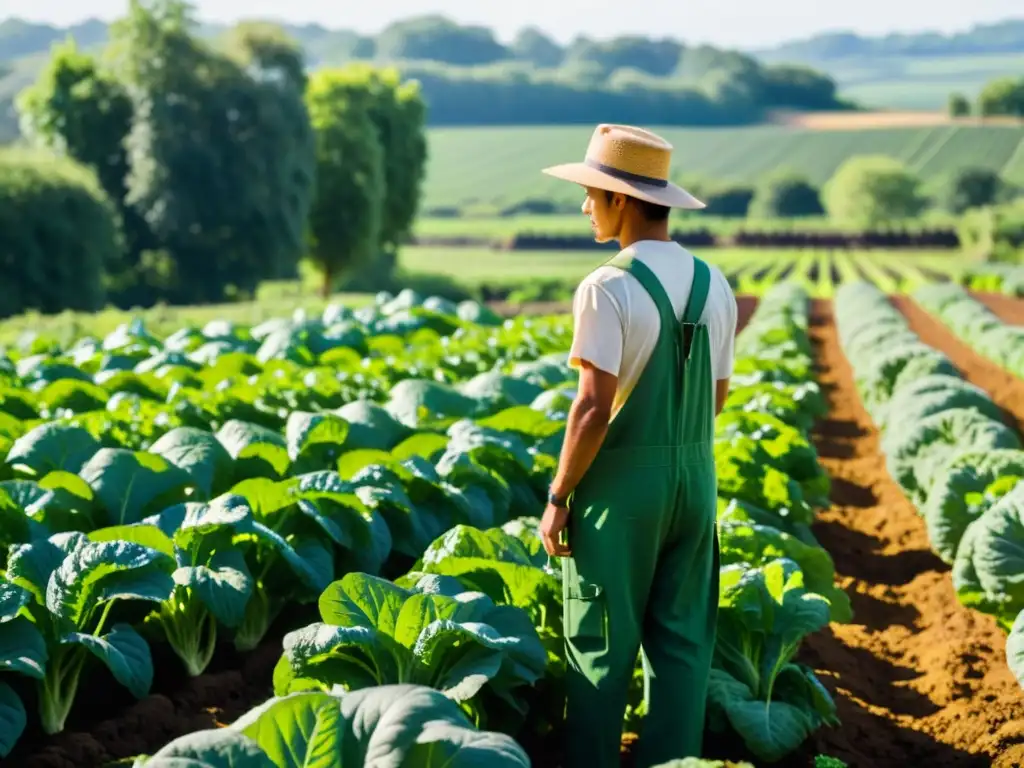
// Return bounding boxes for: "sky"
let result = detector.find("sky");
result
[5,0,1023,49]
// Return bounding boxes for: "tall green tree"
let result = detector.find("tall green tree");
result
[15,39,159,305]
[823,156,929,226]
[978,76,1024,117]
[110,0,315,303]
[309,64,427,289]
[305,69,386,297]
[0,148,122,319]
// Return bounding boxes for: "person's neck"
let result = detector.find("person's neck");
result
[617,218,672,250]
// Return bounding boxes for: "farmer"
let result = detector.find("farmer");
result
[537,124,737,768]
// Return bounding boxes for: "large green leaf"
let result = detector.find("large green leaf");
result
[137,727,276,767]
[5,422,99,477]
[285,412,350,473]
[174,550,253,628]
[0,683,26,758]
[79,449,193,526]
[0,616,47,679]
[64,623,154,699]
[46,539,174,627]
[216,421,290,479]
[149,427,235,499]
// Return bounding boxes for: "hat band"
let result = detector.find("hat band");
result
[584,157,669,188]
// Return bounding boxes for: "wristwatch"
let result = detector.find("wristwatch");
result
[548,489,570,508]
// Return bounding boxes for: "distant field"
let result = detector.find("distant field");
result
[422,123,1024,211]
[820,52,1024,111]
[399,244,962,287]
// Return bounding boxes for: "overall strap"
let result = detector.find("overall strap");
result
[682,257,711,325]
[605,251,677,325]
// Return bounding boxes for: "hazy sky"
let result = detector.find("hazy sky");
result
[7,0,1023,48]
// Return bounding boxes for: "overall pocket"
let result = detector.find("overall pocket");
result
[564,560,607,647]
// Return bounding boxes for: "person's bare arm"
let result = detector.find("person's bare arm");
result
[715,377,730,416]
[549,361,617,498]
[540,361,617,556]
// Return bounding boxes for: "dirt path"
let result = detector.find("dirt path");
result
[801,300,1024,767]
[972,292,1024,326]
[892,295,1024,436]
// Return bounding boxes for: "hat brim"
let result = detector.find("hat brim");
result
[541,162,705,210]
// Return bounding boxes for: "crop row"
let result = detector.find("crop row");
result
[833,282,1024,688]
[136,283,848,764]
[0,285,845,763]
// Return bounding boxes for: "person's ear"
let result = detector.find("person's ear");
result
[612,192,627,211]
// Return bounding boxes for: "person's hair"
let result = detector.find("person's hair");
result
[605,190,671,222]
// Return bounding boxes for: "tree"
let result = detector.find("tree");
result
[701,184,756,217]
[749,170,824,218]
[110,0,315,303]
[978,76,1024,117]
[305,70,386,297]
[948,92,971,117]
[823,156,929,226]
[958,200,1024,263]
[510,27,564,68]
[374,15,508,66]
[0,148,122,319]
[943,167,1006,213]
[15,38,157,305]
[307,64,427,289]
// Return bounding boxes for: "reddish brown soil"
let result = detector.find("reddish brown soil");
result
[735,295,757,332]
[973,292,1024,326]
[892,295,1024,436]
[5,621,298,768]
[802,299,1024,768]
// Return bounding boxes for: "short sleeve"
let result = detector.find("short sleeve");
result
[714,280,738,380]
[568,280,624,376]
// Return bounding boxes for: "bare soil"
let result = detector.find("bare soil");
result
[802,299,1024,767]
[973,292,1024,326]
[892,295,1024,435]
[768,109,1024,130]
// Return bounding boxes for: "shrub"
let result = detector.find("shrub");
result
[749,171,824,218]
[0,148,122,319]
[823,155,929,227]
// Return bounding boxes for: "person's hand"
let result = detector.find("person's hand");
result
[540,502,571,557]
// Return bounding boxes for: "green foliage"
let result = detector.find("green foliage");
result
[701,185,756,218]
[943,167,1008,213]
[978,75,1024,117]
[305,69,387,297]
[135,685,531,766]
[12,1,317,310]
[113,0,315,304]
[0,15,852,135]
[0,147,121,319]
[749,171,824,218]
[823,155,929,226]
[306,64,428,291]
[958,200,1024,262]
[948,92,971,117]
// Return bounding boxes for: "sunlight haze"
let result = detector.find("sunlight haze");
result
[10,0,1024,47]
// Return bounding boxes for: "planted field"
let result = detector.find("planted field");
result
[0,287,846,766]
[422,124,1024,211]
[398,245,972,299]
[1,279,1024,766]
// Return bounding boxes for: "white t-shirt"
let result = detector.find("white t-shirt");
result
[568,240,737,418]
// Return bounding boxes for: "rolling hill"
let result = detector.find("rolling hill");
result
[420,123,1024,212]
[756,19,1024,109]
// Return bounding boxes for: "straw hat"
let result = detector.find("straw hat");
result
[541,124,705,210]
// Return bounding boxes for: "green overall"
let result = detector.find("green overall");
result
[563,252,720,768]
